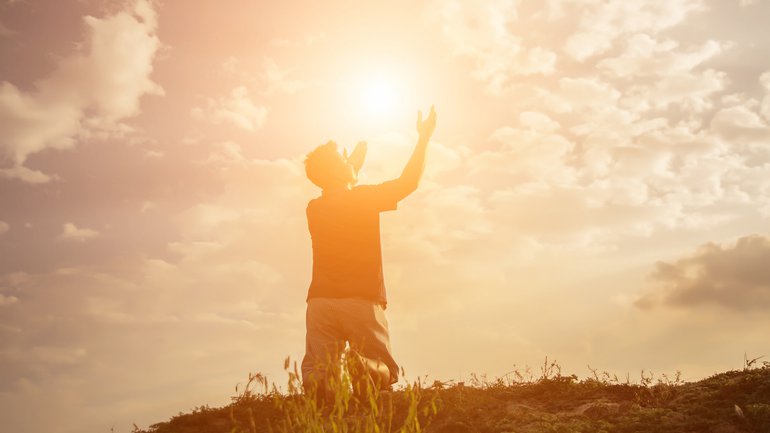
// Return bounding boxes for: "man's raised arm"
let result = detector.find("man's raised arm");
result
[390,106,437,200]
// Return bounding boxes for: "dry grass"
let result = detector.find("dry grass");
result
[137,356,770,433]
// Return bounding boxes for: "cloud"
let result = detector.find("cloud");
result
[559,77,621,110]
[434,0,710,97]
[711,105,770,138]
[563,32,609,63]
[455,90,764,248]
[598,35,724,78]
[760,71,770,122]
[0,293,18,306]
[0,164,55,183]
[0,243,302,432]
[191,86,268,131]
[428,0,770,250]
[435,0,556,94]
[195,56,299,131]
[627,69,728,113]
[710,101,770,169]
[0,220,8,235]
[0,82,82,170]
[59,223,99,242]
[483,122,576,188]
[261,57,304,95]
[3,2,770,432]
[0,155,311,425]
[269,32,327,48]
[222,56,304,96]
[564,0,707,61]
[518,111,561,132]
[0,0,162,182]
[636,234,770,310]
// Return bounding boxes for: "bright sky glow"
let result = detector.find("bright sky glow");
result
[361,76,397,117]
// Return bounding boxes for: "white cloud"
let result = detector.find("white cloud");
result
[559,77,621,110]
[191,86,267,131]
[433,0,709,96]
[0,82,82,167]
[518,111,560,132]
[598,35,724,78]
[564,0,707,61]
[59,223,100,242]
[435,0,556,94]
[144,149,164,159]
[222,56,304,96]
[269,32,327,48]
[430,0,770,251]
[466,123,577,200]
[625,69,728,113]
[205,140,246,163]
[140,201,156,213]
[564,30,612,63]
[0,164,55,183]
[711,105,768,134]
[261,57,304,95]
[0,0,162,182]
[455,87,766,248]
[760,71,770,122]
[504,85,573,113]
[0,293,18,306]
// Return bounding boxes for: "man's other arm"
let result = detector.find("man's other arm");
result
[389,106,437,201]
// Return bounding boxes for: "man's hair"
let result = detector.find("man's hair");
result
[305,141,345,189]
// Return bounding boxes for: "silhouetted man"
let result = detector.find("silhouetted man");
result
[301,107,437,393]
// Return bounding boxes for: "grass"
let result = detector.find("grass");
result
[243,353,437,433]
[136,356,770,433]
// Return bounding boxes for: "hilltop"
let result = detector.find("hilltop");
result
[137,363,770,433]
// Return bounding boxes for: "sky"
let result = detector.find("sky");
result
[1,0,770,432]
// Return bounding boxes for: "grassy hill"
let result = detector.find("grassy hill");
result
[137,361,770,433]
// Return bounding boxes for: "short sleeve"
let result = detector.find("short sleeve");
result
[353,180,402,212]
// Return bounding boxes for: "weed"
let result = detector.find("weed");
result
[744,352,765,370]
[138,355,770,433]
[633,369,684,407]
[540,355,562,381]
[228,350,437,433]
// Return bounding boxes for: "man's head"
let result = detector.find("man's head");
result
[304,140,361,190]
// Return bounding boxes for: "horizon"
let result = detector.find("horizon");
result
[2,1,770,432]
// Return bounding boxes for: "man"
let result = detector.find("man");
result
[301,106,437,394]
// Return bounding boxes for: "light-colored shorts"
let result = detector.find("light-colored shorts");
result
[302,297,399,386]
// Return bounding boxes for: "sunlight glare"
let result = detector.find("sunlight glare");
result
[361,77,397,118]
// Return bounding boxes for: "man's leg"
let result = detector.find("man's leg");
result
[301,298,345,398]
[343,299,399,389]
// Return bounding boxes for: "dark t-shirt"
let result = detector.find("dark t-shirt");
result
[306,181,402,306]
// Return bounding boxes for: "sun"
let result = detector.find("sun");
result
[339,61,412,125]
[361,76,397,117]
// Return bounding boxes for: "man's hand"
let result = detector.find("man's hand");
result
[347,141,367,175]
[386,106,438,201]
[416,105,437,141]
